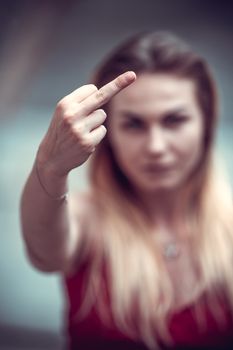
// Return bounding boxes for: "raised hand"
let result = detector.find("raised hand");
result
[37,71,136,178]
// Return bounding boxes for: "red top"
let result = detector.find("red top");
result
[63,262,233,350]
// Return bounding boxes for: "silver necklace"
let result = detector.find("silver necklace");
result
[162,242,181,260]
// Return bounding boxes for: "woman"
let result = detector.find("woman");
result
[20,32,233,349]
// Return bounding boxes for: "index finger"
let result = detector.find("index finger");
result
[81,71,136,115]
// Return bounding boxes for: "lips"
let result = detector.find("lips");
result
[143,164,173,172]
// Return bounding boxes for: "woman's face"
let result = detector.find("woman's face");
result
[108,73,204,194]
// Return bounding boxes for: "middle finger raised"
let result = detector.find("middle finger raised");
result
[79,71,136,116]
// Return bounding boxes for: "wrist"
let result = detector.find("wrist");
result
[34,155,68,200]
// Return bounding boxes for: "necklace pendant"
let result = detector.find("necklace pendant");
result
[163,242,180,260]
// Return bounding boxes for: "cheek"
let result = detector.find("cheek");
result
[108,122,139,159]
[108,130,142,176]
[177,125,204,169]
[111,136,139,165]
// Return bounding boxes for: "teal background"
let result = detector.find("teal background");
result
[0,1,232,349]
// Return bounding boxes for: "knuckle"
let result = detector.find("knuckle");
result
[93,126,107,146]
[79,84,98,97]
[98,108,107,117]
[100,125,107,137]
[56,99,66,113]
[80,136,94,152]
[115,75,123,88]
[101,125,107,133]
[87,84,98,93]
[95,109,107,121]
[62,113,74,127]
[72,104,83,118]
[95,89,107,104]
[72,124,84,138]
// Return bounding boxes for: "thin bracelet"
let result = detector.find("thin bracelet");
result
[35,162,68,201]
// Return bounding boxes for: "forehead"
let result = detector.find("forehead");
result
[110,73,198,114]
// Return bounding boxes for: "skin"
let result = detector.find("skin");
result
[20,71,137,272]
[21,71,204,308]
[107,73,205,307]
[108,73,204,222]
[36,71,137,197]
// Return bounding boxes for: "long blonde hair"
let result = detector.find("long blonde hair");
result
[81,32,233,348]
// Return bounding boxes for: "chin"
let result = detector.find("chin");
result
[137,179,181,193]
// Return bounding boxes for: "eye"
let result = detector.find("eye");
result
[163,114,189,127]
[121,118,145,131]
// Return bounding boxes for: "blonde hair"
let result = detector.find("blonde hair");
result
[77,32,233,348]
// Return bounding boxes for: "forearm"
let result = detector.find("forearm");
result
[20,73,134,272]
[20,158,70,272]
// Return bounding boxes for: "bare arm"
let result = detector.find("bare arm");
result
[20,71,136,273]
[20,160,71,272]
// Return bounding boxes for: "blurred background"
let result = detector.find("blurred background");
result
[0,0,232,349]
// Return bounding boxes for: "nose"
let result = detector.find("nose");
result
[145,127,167,156]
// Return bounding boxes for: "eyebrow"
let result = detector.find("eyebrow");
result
[118,108,189,120]
[118,111,144,120]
